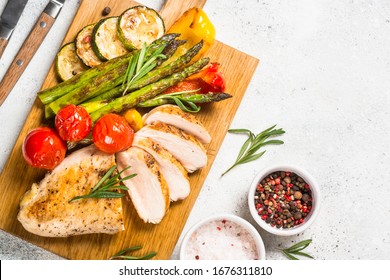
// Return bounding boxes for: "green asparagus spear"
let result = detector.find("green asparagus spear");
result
[46,64,129,118]
[83,40,205,106]
[38,52,133,105]
[90,57,211,122]
[138,91,232,108]
[47,38,176,116]
[38,33,180,106]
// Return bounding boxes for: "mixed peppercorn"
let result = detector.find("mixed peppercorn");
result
[254,171,313,229]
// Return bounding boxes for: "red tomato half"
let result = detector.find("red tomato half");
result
[22,127,67,170]
[92,113,134,154]
[55,104,92,142]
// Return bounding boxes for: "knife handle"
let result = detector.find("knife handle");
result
[0,37,8,59]
[0,12,55,106]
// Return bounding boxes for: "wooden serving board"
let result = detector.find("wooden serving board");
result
[0,0,259,259]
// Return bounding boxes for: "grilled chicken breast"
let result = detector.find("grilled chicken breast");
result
[18,145,124,237]
[133,136,190,201]
[116,147,170,224]
[143,105,212,144]
[136,122,207,173]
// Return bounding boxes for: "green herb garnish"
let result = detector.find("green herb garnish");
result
[221,125,285,176]
[122,43,166,95]
[110,246,157,260]
[281,239,314,260]
[69,165,136,202]
[149,89,202,112]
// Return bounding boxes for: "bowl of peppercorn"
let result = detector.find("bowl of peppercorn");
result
[248,165,321,236]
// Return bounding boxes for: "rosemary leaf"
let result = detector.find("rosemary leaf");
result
[110,246,157,260]
[222,125,285,176]
[289,251,314,259]
[122,43,166,95]
[172,97,201,113]
[69,165,136,202]
[111,246,143,258]
[285,239,312,251]
[137,43,147,73]
[282,250,299,260]
[237,150,266,164]
[228,128,254,135]
[90,165,116,193]
[281,239,314,260]
[247,139,284,155]
[112,252,157,260]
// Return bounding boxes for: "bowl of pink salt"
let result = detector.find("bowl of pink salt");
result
[179,214,266,260]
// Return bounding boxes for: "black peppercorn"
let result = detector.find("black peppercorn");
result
[102,7,111,16]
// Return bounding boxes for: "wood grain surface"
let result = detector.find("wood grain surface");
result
[0,13,55,106]
[0,0,259,260]
[0,37,8,59]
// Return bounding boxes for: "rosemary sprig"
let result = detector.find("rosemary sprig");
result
[221,125,285,176]
[122,43,167,95]
[281,239,314,260]
[69,165,136,202]
[110,246,157,260]
[153,89,202,112]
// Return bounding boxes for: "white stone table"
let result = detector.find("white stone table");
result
[1,0,389,260]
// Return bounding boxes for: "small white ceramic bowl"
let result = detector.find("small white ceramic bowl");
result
[180,213,266,260]
[248,165,321,236]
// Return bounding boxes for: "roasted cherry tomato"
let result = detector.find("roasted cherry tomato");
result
[22,127,67,170]
[92,113,134,154]
[55,104,92,142]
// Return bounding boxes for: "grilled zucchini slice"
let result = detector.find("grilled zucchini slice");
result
[55,42,88,81]
[75,24,102,67]
[92,17,128,61]
[118,6,165,50]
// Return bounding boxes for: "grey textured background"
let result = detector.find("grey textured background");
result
[1,0,390,260]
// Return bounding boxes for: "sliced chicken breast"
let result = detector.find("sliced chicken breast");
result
[133,136,190,201]
[18,145,124,237]
[136,122,207,173]
[143,105,212,144]
[116,147,170,224]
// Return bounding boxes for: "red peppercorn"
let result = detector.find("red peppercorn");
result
[261,215,268,220]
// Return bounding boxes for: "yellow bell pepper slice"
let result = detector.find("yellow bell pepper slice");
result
[167,8,216,62]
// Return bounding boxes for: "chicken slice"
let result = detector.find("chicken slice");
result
[133,136,190,201]
[136,122,207,173]
[143,105,212,144]
[116,147,170,224]
[18,145,124,237]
